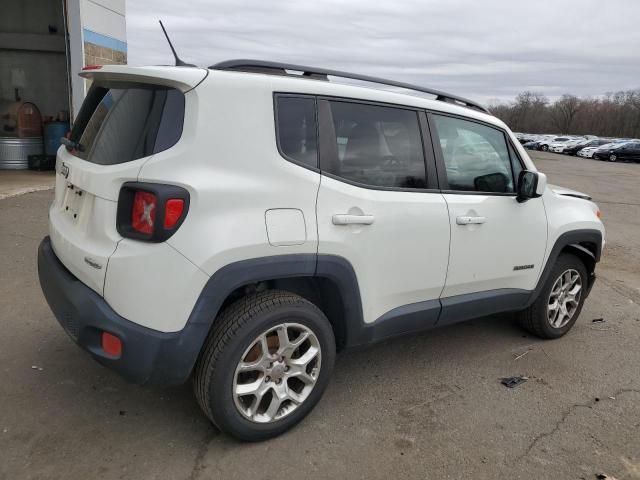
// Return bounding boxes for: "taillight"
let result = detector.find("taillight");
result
[164,198,185,229]
[117,182,189,242]
[132,191,157,234]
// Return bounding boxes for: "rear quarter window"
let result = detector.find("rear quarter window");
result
[274,95,318,168]
[69,84,185,165]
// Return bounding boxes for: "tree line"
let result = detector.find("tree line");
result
[489,90,640,138]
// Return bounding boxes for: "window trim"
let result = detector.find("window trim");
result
[427,110,521,196]
[317,96,439,192]
[506,140,525,188]
[272,91,526,196]
[273,93,320,171]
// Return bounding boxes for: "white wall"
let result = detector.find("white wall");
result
[66,0,84,119]
[65,0,127,119]
[81,0,126,42]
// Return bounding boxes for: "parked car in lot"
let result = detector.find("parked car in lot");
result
[577,146,600,158]
[523,135,556,150]
[519,133,542,144]
[537,136,573,152]
[549,138,584,153]
[37,61,605,441]
[564,138,611,156]
[588,142,619,158]
[593,141,640,162]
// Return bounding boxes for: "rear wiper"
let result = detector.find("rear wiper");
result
[61,137,85,152]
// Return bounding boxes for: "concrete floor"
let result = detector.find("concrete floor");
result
[1,152,639,479]
[0,170,54,200]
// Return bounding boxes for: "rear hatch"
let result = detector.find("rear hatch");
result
[49,65,207,295]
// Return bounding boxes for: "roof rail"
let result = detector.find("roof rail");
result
[210,59,490,114]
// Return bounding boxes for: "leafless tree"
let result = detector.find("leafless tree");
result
[550,95,580,133]
[490,89,640,137]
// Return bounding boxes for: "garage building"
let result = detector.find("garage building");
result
[0,0,127,169]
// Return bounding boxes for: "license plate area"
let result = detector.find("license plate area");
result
[62,183,86,222]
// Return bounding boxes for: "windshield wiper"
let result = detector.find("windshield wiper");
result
[61,137,85,152]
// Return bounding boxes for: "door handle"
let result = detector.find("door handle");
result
[332,214,375,225]
[456,215,486,225]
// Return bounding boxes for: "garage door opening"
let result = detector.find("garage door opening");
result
[0,0,127,171]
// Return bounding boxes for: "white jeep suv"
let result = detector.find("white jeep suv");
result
[38,60,604,441]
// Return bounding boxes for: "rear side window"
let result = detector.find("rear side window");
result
[275,96,318,168]
[70,84,185,165]
[432,114,515,193]
[323,101,426,189]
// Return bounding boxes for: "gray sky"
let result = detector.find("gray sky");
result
[126,0,640,103]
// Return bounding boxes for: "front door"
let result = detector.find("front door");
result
[429,113,548,303]
[316,99,450,327]
[624,142,640,161]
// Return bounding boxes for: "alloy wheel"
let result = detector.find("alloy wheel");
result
[233,323,321,423]
[609,154,617,162]
[547,269,582,328]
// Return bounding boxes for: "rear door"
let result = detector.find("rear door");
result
[428,113,548,301]
[316,98,450,327]
[49,72,196,295]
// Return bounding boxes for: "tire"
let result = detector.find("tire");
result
[517,253,588,339]
[193,290,336,441]
[609,153,617,162]
[541,144,549,151]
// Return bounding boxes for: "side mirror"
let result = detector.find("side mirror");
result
[516,170,545,203]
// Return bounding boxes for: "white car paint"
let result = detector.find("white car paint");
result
[578,147,599,158]
[441,192,548,297]
[548,184,591,200]
[549,138,584,153]
[316,174,451,325]
[49,65,604,333]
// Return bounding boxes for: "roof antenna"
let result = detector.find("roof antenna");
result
[159,20,196,67]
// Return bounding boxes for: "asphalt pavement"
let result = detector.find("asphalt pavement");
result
[1,151,638,479]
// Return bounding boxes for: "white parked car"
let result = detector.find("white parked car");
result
[538,136,573,151]
[38,61,605,441]
[577,146,599,158]
[549,138,584,153]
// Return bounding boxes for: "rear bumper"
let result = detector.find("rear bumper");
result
[37,236,208,386]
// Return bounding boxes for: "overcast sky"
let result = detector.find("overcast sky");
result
[126,0,640,104]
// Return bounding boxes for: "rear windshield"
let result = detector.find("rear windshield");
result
[69,83,185,165]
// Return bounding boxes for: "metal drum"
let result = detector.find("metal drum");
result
[0,137,44,169]
[44,122,69,156]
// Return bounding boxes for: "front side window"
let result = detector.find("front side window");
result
[323,101,426,189]
[432,114,516,193]
[275,96,318,168]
